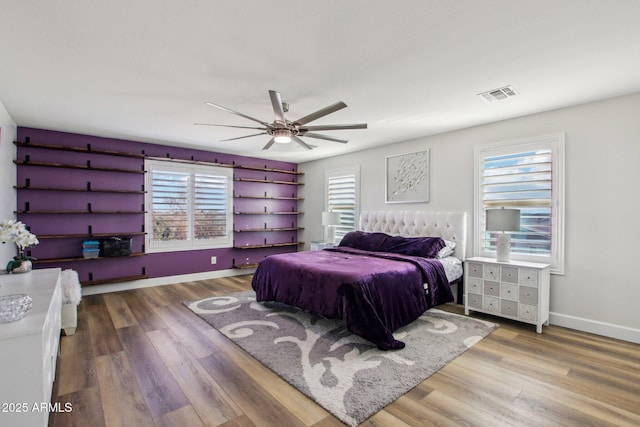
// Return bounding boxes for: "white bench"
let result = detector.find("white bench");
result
[60,269,81,335]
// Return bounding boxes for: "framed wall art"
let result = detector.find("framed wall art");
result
[385,149,430,203]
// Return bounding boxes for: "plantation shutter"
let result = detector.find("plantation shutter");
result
[151,170,190,242]
[482,149,552,256]
[194,173,228,239]
[327,173,357,243]
[146,159,233,251]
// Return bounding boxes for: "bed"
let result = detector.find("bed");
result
[251,211,467,350]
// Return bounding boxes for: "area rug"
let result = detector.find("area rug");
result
[184,291,497,426]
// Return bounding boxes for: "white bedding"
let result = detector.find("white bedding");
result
[439,256,463,283]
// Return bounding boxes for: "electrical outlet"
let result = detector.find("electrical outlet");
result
[210,256,217,265]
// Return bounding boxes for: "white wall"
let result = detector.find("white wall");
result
[299,92,640,343]
[0,101,17,263]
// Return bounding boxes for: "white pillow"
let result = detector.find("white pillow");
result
[436,240,456,258]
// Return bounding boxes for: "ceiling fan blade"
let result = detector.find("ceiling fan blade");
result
[194,123,267,130]
[301,132,348,143]
[299,123,367,132]
[292,136,313,150]
[205,102,270,126]
[293,101,347,126]
[220,132,267,142]
[262,138,277,150]
[268,90,287,125]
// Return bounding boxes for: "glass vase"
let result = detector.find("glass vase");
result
[11,260,32,274]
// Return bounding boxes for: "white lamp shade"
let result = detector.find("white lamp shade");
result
[322,211,341,226]
[486,208,520,232]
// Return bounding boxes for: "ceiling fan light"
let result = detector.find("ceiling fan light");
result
[273,129,292,143]
[274,136,292,143]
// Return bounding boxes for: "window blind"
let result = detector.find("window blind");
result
[327,174,357,242]
[193,173,228,239]
[151,170,190,242]
[482,149,552,256]
[146,159,233,251]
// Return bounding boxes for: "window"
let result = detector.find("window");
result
[325,167,360,243]
[474,134,565,273]
[145,159,233,252]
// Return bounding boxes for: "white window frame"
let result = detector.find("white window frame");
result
[474,133,565,274]
[145,159,233,253]
[324,166,360,244]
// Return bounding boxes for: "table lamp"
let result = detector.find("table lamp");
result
[486,207,520,262]
[322,211,341,244]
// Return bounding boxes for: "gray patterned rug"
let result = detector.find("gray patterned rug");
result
[184,291,497,426]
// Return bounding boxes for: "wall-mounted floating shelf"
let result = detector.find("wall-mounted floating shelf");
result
[234,211,303,215]
[234,177,304,186]
[14,160,145,174]
[15,210,145,214]
[34,253,146,264]
[234,194,304,201]
[37,232,146,239]
[234,164,304,175]
[14,140,146,158]
[14,185,145,194]
[234,242,303,249]
[145,155,235,169]
[234,227,303,232]
[83,274,148,286]
[232,262,261,269]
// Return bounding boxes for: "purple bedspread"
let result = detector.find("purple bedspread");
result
[251,247,453,350]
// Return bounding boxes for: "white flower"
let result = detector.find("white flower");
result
[0,219,39,251]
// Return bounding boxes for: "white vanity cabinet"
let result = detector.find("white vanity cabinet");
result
[0,268,62,427]
[464,257,550,333]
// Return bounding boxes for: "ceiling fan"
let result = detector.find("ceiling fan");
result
[196,90,367,150]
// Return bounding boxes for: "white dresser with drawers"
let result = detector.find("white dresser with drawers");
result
[0,268,62,427]
[464,257,550,333]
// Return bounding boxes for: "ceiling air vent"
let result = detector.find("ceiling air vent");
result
[478,85,518,103]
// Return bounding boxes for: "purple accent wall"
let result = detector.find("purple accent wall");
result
[16,127,300,286]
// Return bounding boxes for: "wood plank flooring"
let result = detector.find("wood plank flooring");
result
[50,275,640,426]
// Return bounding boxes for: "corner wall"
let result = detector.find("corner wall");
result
[0,101,17,264]
[299,92,640,343]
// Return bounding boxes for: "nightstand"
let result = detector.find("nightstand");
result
[464,257,550,333]
[310,241,336,251]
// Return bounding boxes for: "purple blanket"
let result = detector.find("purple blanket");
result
[251,247,453,350]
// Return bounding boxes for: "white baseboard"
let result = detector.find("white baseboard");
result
[550,312,640,344]
[81,268,255,296]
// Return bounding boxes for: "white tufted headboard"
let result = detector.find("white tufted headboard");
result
[359,211,467,260]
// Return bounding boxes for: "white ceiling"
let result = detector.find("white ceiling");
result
[1,1,639,163]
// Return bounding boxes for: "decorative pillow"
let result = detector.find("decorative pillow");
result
[338,231,390,252]
[379,235,446,258]
[339,231,447,258]
[436,240,457,258]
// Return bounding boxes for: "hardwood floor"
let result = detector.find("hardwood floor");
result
[50,275,640,426]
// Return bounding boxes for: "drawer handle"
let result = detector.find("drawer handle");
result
[526,293,531,297]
